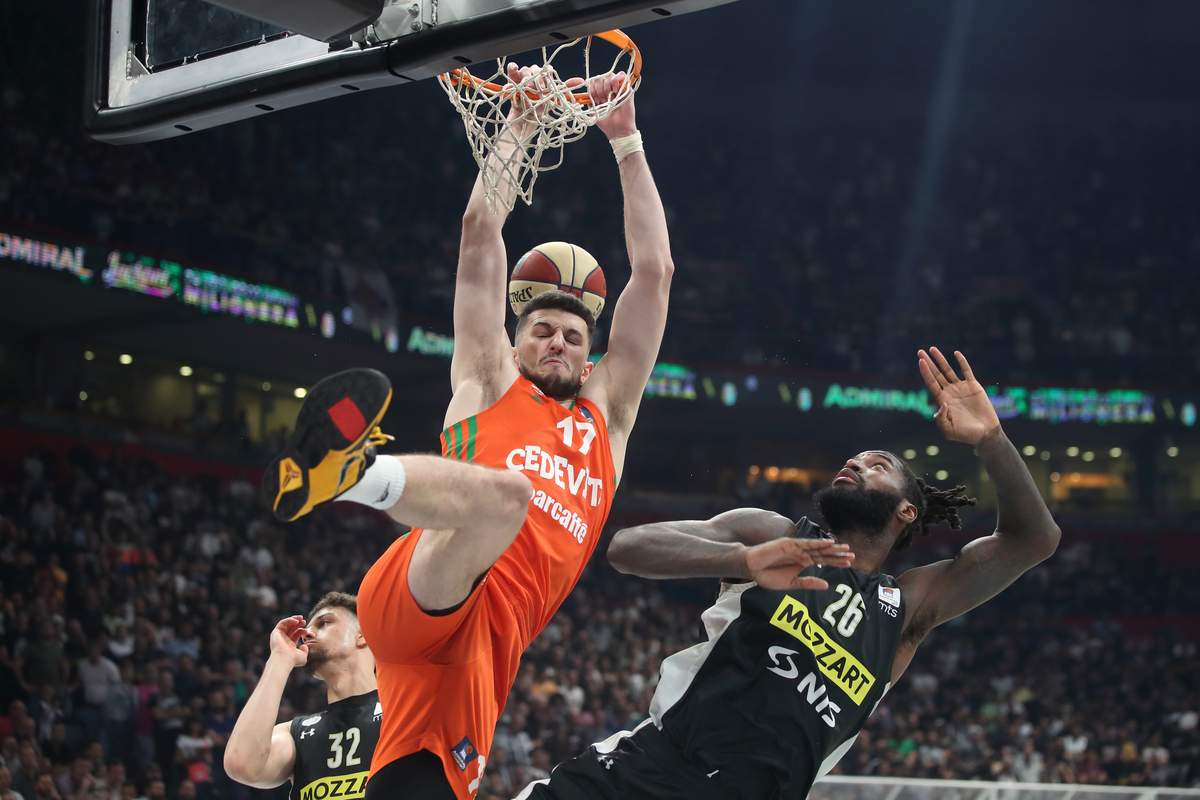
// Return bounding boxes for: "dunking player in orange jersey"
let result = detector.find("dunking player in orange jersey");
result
[261,67,672,800]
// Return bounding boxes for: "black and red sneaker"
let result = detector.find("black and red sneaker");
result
[262,368,393,522]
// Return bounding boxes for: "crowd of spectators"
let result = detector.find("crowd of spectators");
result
[1,440,1197,800]
[4,6,1200,799]
[655,121,1200,388]
[840,617,1198,787]
[6,5,1200,388]
[0,443,393,800]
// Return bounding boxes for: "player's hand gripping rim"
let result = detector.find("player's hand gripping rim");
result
[742,538,855,592]
[503,62,586,144]
[587,70,637,139]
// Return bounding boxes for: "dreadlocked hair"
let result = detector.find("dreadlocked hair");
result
[887,453,977,552]
[894,478,977,552]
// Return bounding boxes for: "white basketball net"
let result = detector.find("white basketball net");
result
[438,31,641,214]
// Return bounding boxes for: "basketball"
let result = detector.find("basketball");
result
[508,241,607,319]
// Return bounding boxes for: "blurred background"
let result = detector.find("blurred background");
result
[1,0,1198,799]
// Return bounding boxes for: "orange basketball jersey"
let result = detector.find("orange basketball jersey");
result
[359,375,615,800]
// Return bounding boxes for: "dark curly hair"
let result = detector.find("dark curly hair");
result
[886,453,978,552]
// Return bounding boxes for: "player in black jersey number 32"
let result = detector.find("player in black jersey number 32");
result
[517,348,1061,800]
[225,593,380,800]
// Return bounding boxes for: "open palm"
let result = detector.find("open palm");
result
[744,537,854,592]
[918,348,1001,446]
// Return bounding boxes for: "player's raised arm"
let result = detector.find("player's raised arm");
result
[223,616,304,789]
[582,72,674,440]
[894,349,1061,676]
[449,64,555,409]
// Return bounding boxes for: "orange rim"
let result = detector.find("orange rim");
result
[440,29,641,107]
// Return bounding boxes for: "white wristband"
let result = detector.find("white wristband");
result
[609,132,644,163]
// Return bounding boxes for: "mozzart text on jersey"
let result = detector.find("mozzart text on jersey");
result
[298,771,369,800]
[770,596,876,705]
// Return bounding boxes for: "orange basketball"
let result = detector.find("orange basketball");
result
[509,242,606,319]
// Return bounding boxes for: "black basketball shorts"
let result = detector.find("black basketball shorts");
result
[514,722,734,800]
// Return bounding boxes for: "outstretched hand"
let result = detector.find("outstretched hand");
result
[918,348,1001,446]
[268,615,309,668]
[588,70,637,140]
[743,537,855,592]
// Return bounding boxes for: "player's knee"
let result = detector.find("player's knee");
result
[493,469,533,524]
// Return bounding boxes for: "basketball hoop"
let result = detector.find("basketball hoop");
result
[438,30,642,214]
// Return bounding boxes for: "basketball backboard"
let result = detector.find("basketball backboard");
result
[85,0,739,145]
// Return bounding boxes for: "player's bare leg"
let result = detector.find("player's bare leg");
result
[262,368,533,611]
[343,453,532,610]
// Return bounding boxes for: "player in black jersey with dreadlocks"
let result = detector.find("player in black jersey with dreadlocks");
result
[515,348,1060,800]
[225,593,380,800]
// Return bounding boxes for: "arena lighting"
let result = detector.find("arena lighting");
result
[79,391,88,401]
[1109,447,1122,458]
[179,366,193,377]
[1022,445,1037,456]
[1082,451,1095,462]
[262,382,272,392]
[119,354,132,365]
[84,350,95,361]
[721,382,738,406]
[641,363,696,400]
[1066,446,1080,457]
[936,470,949,481]
[294,388,308,399]
[926,445,939,456]
[183,268,301,328]
[1050,472,1061,481]
[407,326,454,357]
[903,449,917,459]
[1040,451,1051,461]
[1167,446,1179,457]
[823,383,935,418]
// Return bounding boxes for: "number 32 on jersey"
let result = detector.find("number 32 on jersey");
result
[327,729,363,768]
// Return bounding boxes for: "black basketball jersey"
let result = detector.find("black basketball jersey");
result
[289,690,382,800]
[649,519,905,800]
